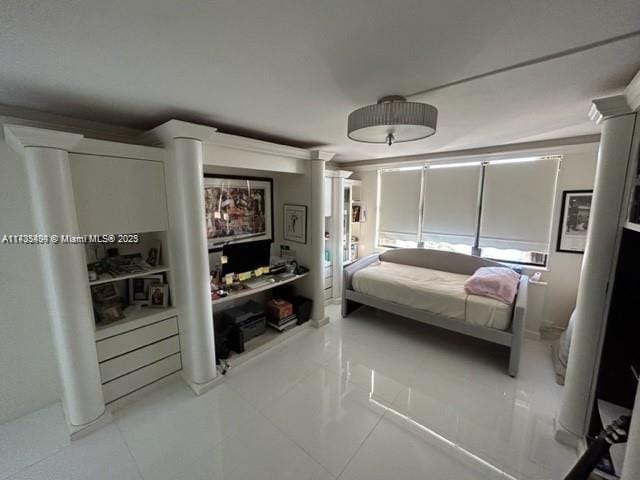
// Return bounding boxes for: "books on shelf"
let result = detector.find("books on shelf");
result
[268,314,298,332]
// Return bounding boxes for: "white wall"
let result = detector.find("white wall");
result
[0,141,60,424]
[351,142,599,331]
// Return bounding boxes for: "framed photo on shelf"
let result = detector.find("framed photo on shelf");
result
[91,283,120,304]
[129,274,163,306]
[203,174,273,250]
[96,304,124,324]
[148,284,169,308]
[146,240,161,267]
[283,204,307,244]
[557,190,593,254]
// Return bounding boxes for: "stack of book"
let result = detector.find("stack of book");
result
[268,314,298,332]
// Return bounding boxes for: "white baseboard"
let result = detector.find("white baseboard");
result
[311,316,330,327]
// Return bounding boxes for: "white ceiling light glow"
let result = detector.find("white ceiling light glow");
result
[347,95,438,146]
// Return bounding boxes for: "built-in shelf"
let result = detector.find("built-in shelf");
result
[212,272,309,306]
[95,306,178,341]
[90,266,170,286]
[623,221,640,233]
[226,321,310,368]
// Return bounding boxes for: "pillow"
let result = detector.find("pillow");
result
[464,267,520,304]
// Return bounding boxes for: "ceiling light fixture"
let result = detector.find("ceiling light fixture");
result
[347,95,438,146]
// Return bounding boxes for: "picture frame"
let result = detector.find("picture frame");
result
[129,274,164,306]
[283,204,307,244]
[146,240,161,267]
[91,283,120,304]
[96,304,125,324]
[203,174,273,251]
[556,190,593,254]
[148,284,169,308]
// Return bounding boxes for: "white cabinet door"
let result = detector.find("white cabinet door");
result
[324,177,332,217]
[70,154,168,234]
[125,159,168,233]
[70,154,130,235]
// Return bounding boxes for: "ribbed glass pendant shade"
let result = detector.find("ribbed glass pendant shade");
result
[348,95,438,145]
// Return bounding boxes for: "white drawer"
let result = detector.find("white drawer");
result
[324,287,332,299]
[99,335,180,383]
[96,317,178,362]
[324,277,333,289]
[324,267,332,279]
[103,353,182,404]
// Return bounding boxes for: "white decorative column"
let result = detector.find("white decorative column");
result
[556,97,637,445]
[4,124,109,437]
[310,151,335,326]
[146,120,220,394]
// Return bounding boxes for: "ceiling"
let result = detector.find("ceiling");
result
[1,0,639,162]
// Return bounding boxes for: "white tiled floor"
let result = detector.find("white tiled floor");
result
[1,304,576,480]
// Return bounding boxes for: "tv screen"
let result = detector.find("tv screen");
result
[222,240,271,276]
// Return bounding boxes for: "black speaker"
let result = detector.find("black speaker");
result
[292,296,312,324]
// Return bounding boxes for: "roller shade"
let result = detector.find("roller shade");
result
[378,169,422,240]
[480,159,559,252]
[422,164,481,246]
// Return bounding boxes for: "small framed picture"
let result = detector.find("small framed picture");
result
[146,241,162,267]
[96,304,125,324]
[148,284,169,308]
[557,190,593,254]
[91,283,120,304]
[129,274,163,306]
[283,204,307,244]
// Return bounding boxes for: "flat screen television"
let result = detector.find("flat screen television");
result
[222,240,271,276]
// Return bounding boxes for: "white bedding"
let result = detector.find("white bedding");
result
[351,261,513,330]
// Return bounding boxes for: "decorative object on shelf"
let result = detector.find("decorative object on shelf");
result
[91,283,120,304]
[129,274,164,305]
[557,190,593,254]
[88,269,98,282]
[347,95,438,146]
[91,283,125,324]
[283,204,307,244]
[352,204,361,222]
[204,174,273,250]
[146,240,161,267]
[148,284,169,308]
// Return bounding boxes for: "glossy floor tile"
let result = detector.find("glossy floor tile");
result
[3,303,576,480]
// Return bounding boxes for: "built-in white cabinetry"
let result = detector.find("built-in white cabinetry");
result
[69,154,168,234]
[324,177,332,217]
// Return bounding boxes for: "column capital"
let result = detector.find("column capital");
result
[3,124,83,155]
[625,68,640,112]
[309,150,335,162]
[589,95,632,125]
[143,119,217,146]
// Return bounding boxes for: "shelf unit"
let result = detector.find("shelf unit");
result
[90,265,170,286]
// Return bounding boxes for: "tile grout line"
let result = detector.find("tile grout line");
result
[334,385,407,479]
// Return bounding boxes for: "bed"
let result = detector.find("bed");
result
[342,248,528,376]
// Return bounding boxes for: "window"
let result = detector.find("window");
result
[376,156,560,266]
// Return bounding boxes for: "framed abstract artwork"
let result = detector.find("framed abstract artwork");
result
[203,174,273,250]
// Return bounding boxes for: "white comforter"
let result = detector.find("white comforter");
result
[352,261,513,331]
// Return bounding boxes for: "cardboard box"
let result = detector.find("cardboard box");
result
[266,298,293,321]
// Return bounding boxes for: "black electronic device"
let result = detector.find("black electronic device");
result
[222,240,271,276]
[222,300,267,353]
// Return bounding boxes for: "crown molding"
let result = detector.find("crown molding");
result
[143,119,218,145]
[625,69,640,112]
[337,134,601,170]
[209,131,313,160]
[589,95,632,124]
[3,124,84,155]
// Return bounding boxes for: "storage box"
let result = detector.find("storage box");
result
[266,298,293,321]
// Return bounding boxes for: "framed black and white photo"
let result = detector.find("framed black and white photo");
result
[203,174,273,250]
[148,284,169,308]
[283,204,307,244]
[557,190,593,254]
[128,274,163,306]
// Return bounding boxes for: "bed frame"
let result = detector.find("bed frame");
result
[342,248,528,377]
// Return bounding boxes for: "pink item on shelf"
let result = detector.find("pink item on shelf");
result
[464,267,520,305]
